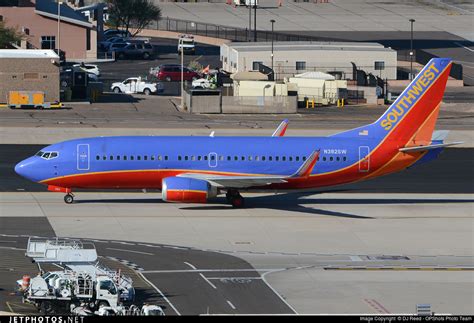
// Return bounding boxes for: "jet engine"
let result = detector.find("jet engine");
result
[162,177,217,203]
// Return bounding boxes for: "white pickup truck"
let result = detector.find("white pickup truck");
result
[111,77,163,95]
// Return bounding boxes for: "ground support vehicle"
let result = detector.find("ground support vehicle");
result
[111,77,162,95]
[178,35,196,55]
[17,237,162,316]
[8,91,62,109]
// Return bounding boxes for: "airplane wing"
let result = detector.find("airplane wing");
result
[272,119,289,137]
[177,150,320,189]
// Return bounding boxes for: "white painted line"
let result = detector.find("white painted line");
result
[184,262,197,270]
[350,256,363,262]
[137,243,156,247]
[137,272,181,316]
[207,277,261,280]
[261,270,298,314]
[199,273,217,289]
[454,42,474,53]
[106,247,154,256]
[141,268,282,274]
[226,300,236,310]
[111,241,135,245]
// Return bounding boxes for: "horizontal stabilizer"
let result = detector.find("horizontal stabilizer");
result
[399,142,463,153]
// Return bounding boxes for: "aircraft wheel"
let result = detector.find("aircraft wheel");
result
[231,195,244,208]
[64,194,74,204]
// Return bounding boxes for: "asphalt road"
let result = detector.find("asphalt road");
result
[1,145,472,194]
[0,217,293,315]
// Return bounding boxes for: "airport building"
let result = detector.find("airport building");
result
[0,0,98,60]
[220,41,397,81]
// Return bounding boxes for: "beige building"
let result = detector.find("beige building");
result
[0,49,60,102]
[221,41,397,80]
[0,0,97,60]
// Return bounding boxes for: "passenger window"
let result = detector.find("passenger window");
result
[303,156,307,161]
[198,156,202,161]
[219,156,224,161]
[137,156,141,161]
[117,156,120,160]
[123,156,127,160]
[269,156,272,161]
[96,155,100,160]
[323,157,326,161]
[282,156,286,161]
[330,157,333,161]
[144,156,148,161]
[192,156,196,161]
[289,157,293,162]
[103,156,106,160]
[211,155,215,161]
[336,157,340,161]
[184,156,189,161]
[158,155,162,161]
[204,156,208,161]
[178,156,182,161]
[296,157,299,161]
[262,156,266,161]
[248,156,252,161]
[275,156,279,161]
[130,156,134,161]
[255,156,259,161]
[109,156,113,160]
[343,156,347,161]
[165,156,169,161]
[151,155,155,160]
[227,156,231,161]
[241,156,245,161]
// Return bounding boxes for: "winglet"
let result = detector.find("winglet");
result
[272,119,289,137]
[291,150,320,178]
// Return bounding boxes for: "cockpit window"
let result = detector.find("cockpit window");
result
[37,151,59,160]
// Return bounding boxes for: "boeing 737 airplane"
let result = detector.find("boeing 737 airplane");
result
[15,58,461,207]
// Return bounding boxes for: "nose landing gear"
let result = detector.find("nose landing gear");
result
[64,193,75,204]
[226,189,245,208]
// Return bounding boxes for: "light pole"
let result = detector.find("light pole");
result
[248,2,252,41]
[57,1,61,53]
[409,18,415,80]
[253,0,257,42]
[181,41,184,109]
[270,19,275,73]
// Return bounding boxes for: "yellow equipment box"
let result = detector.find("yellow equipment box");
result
[8,91,61,109]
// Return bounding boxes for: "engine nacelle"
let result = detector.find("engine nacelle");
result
[162,177,217,203]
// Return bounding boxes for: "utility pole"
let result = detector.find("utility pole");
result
[248,2,252,41]
[254,1,257,41]
[181,40,184,109]
[409,18,415,80]
[57,1,61,53]
[270,19,275,73]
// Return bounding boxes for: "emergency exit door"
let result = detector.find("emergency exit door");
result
[77,144,90,171]
[358,146,370,172]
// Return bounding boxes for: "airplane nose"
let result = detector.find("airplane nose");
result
[15,158,36,180]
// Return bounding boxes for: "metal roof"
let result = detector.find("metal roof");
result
[35,0,93,28]
[0,49,59,59]
[226,41,394,52]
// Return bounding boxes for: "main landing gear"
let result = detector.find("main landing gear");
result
[64,193,75,204]
[226,189,244,208]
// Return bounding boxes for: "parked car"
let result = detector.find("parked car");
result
[73,64,100,77]
[153,64,200,82]
[110,77,163,95]
[99,36,125,51]
[104,29,131,39]
[110,42,154,60]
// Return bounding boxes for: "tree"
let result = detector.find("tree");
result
[0,20,23,48]
[106,0,161,36]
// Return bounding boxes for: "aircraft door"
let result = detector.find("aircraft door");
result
[358,146,370,172]
[208,152,217,168]
[77,144,90,171]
